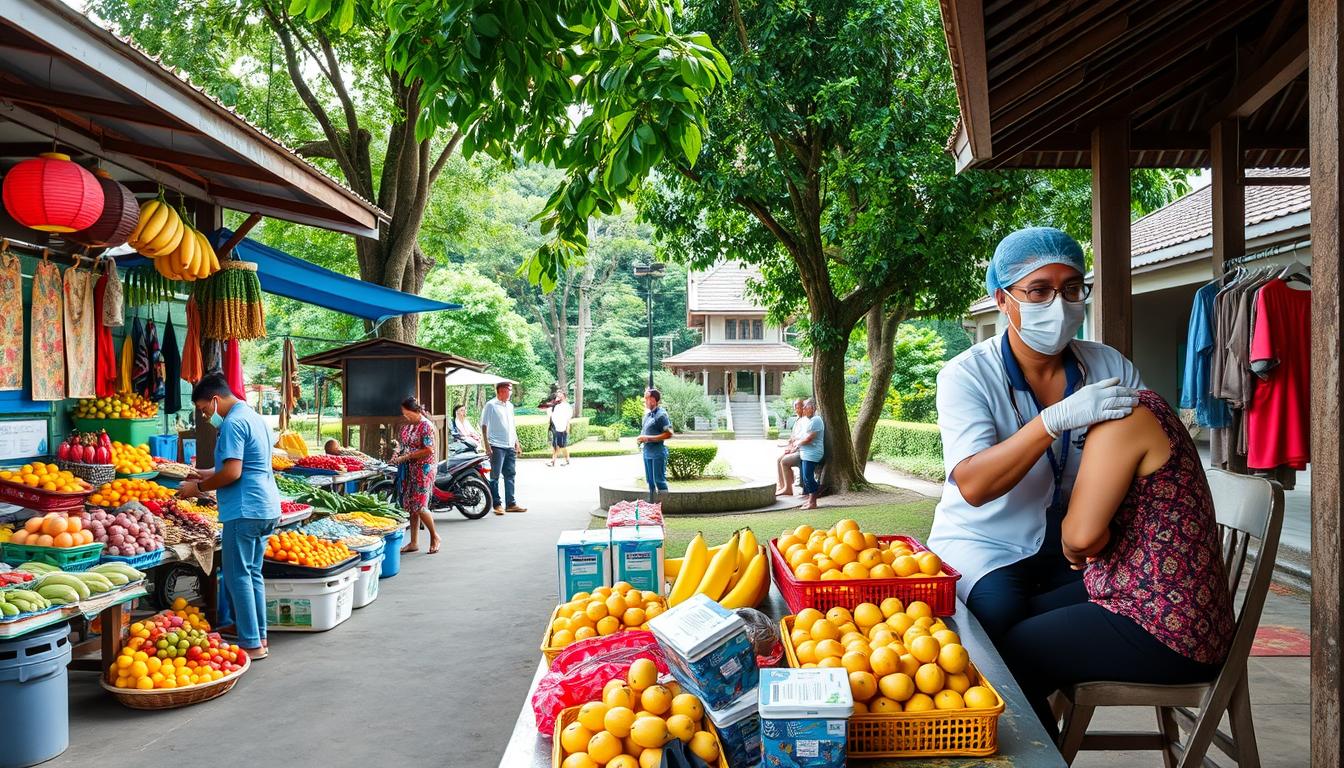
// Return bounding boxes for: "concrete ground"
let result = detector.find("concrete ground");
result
[53,439,1312,767]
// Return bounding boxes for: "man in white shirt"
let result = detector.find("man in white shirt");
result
[547,391,574,467]
[775,399,808,496]
[480,381,526,515]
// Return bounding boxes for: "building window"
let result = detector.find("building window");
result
[739,319,751,339]
[724,318,736,340]
[752,320,763,340]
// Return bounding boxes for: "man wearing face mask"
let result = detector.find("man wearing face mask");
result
[178,372,280,661]
[928,227,1142,643]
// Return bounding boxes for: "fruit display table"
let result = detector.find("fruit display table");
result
[297,469,381,492]
[1,582,147,683]
[497,586,1068,768]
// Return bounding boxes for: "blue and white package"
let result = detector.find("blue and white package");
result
[758,668,853,768]
[555,529,611,602]
[706,689,762,768]
[649,593,759,710]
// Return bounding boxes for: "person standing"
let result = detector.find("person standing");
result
[775,398,808,496]
[392,397,440,554]
[796,398,825,510]
[547,390,574,467]
[637,388,673,500]
[178,372,279,661]
[480,381,526,515]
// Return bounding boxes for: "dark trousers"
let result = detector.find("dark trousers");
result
[643,449,668,500]
[966,540,1082,644]
[489,446,517,507]
[1000,580,1222,739]
[800,459,821,495]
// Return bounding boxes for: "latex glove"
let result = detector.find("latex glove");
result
[1040,377,1138,438]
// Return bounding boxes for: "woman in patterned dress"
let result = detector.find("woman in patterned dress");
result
[1001,390,1235,737]
[392,397,440,554]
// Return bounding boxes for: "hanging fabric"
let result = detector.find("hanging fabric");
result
[102,256,124,327]
[93,268,117,397]
[131,317,150,396]
[143,319,165,402]
[1179,280,1229,429]
[0,246,24,391]
[202,339,223,376]
[30,259,66,401]
[63,264,97,399]
[223,338,245,399]
[118,332,133,394]
[162,308,182,414]
[181,297,204,384]
[1247,278,1311,470]
[280,338,298,431]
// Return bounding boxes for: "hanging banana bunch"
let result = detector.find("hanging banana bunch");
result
[151,208,221,283]
[128,195,185,258]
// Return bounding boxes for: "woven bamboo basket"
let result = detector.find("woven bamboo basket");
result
[57,460,115,486]
[100,654,250,710]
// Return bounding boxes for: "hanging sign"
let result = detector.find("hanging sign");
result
[0,420,49,461]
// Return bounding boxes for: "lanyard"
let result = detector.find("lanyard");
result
[1000,334,1084,509]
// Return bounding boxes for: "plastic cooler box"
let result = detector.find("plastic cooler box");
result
[706,689,763,768]
[759,667,854,768]
[648,593,758,710]
[352,554,382,609]
[147,434,178,461]
[265,565,357,632]
[181,439,197,466]
[0,621,72,768]
[71,417,159,446]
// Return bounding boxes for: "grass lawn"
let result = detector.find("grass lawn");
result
[591,500,937,557]
[520,437,637,459]
[626,476,746,490]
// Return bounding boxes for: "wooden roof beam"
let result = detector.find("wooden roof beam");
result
[98,137,285,184]
[0,80,196,132]
[1203,27,1308,128]
[942,0,993,161]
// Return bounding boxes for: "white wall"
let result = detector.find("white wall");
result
[701,314,783,342]
[1131,283,1199,406]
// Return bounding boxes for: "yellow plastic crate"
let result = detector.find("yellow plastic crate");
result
[552,705,731,767]
[779,614,1005,758]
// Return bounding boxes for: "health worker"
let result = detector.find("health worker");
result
[927,227,1142,641]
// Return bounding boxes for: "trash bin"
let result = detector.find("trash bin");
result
[0,622,72,768]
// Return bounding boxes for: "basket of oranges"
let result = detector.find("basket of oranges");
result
[262,531,357,577]
[0,463,93,511]
[87,478,175,508]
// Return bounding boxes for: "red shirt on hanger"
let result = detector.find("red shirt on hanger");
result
[1248,278,1311,469]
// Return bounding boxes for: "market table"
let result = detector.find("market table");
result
[1,582,148,684]
[497,587,1066,768]
[295,468,382,491]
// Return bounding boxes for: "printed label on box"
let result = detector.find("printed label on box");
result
[798,740,820,758]
[267,597,312,626]
[624,551,653,571]
[720,657,742,678]
[827,721,845,736]
[569,555,598,576]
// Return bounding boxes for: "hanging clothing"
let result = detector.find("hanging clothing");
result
[280,338,299,431]
[223,338,246,399]
[1247,278,1311,470]
[181,297,204,384]
[118,333,133,394]
[29,260,66,401]
[143,319,165,402]
[202,339,223,376]
[1178,281,1229,428]
[0,249,24,391]
[162,309,182,414]
[131,318,149,396]
[102,257,124,327]
[93,270,118,398]
[63,266,97,399]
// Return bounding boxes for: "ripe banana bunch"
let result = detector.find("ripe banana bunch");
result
[667,528,769,609]
[153,226,219,282]
[128,198,185,258]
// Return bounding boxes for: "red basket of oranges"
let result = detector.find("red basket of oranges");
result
[770,534,960,616]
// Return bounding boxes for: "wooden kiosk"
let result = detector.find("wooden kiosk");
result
[299,339,483,459]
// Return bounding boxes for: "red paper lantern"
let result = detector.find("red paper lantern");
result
[2,152,104,233]
[69,169,139,247]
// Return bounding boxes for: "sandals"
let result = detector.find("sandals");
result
[401,545,419,554]
[428,540,441,554]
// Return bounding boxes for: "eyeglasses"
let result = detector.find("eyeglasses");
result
[1007,282,1091,305]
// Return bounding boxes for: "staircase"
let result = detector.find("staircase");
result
[729,400,765,438]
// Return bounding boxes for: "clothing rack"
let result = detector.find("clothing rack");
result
[1222,239,1311,272]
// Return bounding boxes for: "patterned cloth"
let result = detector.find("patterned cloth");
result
[143,319,165,401]
[0,249,23,391]
[1085,390,1235,664]
[30,260,66,401]
[102,257,123,327]
[395,419,437,513]
[63,266,96,398]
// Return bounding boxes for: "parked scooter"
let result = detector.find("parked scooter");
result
[367,435,494,519]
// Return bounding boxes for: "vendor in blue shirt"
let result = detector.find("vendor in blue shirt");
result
[178,372,281,661]
[927,228,1143,642]
[636,388,673,501]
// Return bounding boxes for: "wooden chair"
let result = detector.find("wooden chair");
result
[1055,468,1285,768]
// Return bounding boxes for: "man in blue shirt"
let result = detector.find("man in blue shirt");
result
[797,398,825,510]
[636,388,673,500]
[178,373,280,660]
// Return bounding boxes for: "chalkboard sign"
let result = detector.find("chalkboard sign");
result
[345,358,417,416]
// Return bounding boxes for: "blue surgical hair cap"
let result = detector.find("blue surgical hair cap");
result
[985,227,1086,295]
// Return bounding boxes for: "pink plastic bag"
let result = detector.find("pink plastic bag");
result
[532,631,669,735]
[606,500,664,527]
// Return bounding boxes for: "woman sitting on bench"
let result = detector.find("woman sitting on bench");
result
[1000,390,1235,738]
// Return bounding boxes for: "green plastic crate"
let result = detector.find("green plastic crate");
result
[71,418,160,447]
[1,541,105,571]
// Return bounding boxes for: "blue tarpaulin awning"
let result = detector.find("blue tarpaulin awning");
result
[118,228,459,322]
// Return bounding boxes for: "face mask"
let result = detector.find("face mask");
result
[1004,292,1085,355]
[208,400,224,429]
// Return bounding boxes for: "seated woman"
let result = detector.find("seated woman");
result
[1001,390,1235,738]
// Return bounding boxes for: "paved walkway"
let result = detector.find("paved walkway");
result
[52,441,1312,767]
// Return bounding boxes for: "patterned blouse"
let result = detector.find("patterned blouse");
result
[1085,390,1235,664]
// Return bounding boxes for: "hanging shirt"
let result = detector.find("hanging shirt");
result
[93,271,117,398]
[180,298,203,384]
[162,311,181,414]
[223,339,246,399]
[143,319,165,402]
[118,333,133,394]
[131,318,150,395]
[1179,282,1230,428]
[0,250,24,392]
[1247,278,1311,469]
[928,332,1144,600]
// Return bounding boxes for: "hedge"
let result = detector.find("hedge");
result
[869,420,942,461]
[766,427,780,440]
[667,442,719,479]
[516,416,590,452]
[875,454,946,482]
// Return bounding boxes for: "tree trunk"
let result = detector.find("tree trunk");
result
[852,305,904,464]
[549,287,571,393]
[574,278,593,414]
[813,343,866,493]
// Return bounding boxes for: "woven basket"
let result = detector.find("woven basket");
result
[219,260,257,271]
[100,654,250,710]
[57,460,115,486]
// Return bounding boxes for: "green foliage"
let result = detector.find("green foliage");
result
[703,457,731,478]
[868,421,943,461]
[652,371,713,432]
[774,370,814,423]
[416,266,544,390]
[621,396,647,429]
[516,416,590,452]
[666,442,719,480]
[891,325,946,394]
[885,389,939,424]
[875,454,946,482]
[766,427,780,440]
[600,425,623,442]
[911,319,972,362]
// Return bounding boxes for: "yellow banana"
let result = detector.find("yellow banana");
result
[198,230,219,276]
[665,557,682,578]
[719,551,767,609]
[179,229,201,280]
[695,532,739,600]
[154,252,179,281]
[738,528,758,567]
[127,199,160,245]
[142,208,184,256]
[668,533,708,606]
[131,200,168,251]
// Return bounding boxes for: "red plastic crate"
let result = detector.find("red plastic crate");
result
[769,534,961,616]
[0,481,89,512]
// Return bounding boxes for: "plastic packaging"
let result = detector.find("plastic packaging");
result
[735,607,785,667]
[605,499,664,527]
[531,631,669,735]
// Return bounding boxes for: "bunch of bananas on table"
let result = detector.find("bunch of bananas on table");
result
[0,562,144,615]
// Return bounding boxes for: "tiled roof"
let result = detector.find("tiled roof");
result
[662,343,804,367]
[688,262,767,313]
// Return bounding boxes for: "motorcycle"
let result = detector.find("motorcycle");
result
[367,435,494,519]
